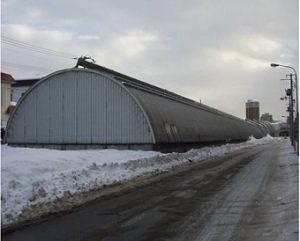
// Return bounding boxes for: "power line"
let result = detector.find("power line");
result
[1,36,76,59]
[1,40,73,59]
[2,61,55,72]
[2,45,75,64]
[1,36,74,57]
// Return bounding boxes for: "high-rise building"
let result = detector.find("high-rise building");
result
[246,100,259,121]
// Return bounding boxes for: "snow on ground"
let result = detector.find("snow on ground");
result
[1,135,282,226]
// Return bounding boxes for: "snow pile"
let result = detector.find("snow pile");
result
[1,148,160,226]
[1,135,281,226]
[247,134,274,144]
[186,134,277,160]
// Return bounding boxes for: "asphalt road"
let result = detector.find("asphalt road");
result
[2,141,298,241]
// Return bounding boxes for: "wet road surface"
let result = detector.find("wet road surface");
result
[2,141,298,241]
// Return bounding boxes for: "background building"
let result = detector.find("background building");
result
[261,113,273,122]
[12,78,40,103]
[1,72,15,127]
[246,100,260,121]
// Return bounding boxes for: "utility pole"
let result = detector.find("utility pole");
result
[271,63,298,154]
[288,73,294,146]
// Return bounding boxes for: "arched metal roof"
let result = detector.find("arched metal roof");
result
[73,60,266,142]
[5,69,155,145]
[6,62,270,148]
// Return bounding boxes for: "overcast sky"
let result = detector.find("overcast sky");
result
[1,0,299,121]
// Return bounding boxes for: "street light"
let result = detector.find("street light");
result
[271,62,299,153]
[270,63,298,116]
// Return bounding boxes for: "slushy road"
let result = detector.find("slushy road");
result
[2,141,298,241]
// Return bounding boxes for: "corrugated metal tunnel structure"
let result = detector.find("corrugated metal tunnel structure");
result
[5,61,276,151]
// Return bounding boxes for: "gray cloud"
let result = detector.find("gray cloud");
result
[1,0,298,121]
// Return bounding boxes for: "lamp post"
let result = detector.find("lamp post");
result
[270,63,298,115]
[271,63,299,153]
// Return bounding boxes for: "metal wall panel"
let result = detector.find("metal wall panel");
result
[6,69,154,145]
[106,80,122,143]
[120,88,153,143]
[24,91,37,142]
[91,74,107,143]
[6,103,25,143]
[77,72,92,143]
[36,81,50,142]
[127,87,265,144]
[49,76,63,143]
[63,72,77,143]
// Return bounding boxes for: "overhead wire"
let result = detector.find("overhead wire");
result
[1,36,76,59]
[2,44,75,65]
[2,61,55,72]
[1,35,80,75]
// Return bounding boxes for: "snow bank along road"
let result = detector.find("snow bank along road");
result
[2,140,298,241]
[1,135,274,228]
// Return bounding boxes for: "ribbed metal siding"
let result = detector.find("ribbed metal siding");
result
[63,72,77,143]
[49,76,63,143]
[36,81,50,142]
[6,103,25,143]
[106,79,122,143]
[77,72,92,143]
[6,69,154,144]
[91,73,107,143]
[127,87,264,143]
[24,91,37,142]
